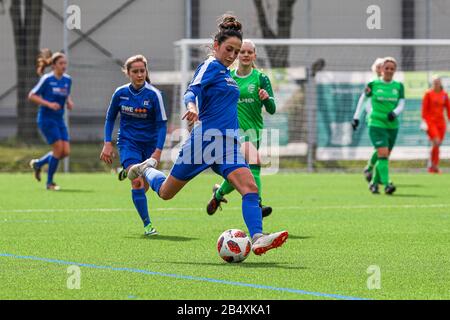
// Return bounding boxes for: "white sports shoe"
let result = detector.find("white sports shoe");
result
[252,230,289,255]
[127,158,158,180]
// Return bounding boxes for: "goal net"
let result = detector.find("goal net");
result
[173,38,450,171]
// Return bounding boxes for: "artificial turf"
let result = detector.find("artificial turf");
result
[0,172,449,300]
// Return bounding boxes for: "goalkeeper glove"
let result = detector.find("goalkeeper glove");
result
[387,111,397,121]
[351,119,359,131]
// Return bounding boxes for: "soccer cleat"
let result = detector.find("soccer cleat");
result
[118,167,128,181]
[369,183,379,194]
[29,159,41,182]
[206,184,228,215]
[46,183,61,191]
[428,167,441,174]
[127,158,158,180]
[251,231,289,255]
[144,224,158,236]
[363,167,373,183]
[261,204,272,218]
[384,183,396,195]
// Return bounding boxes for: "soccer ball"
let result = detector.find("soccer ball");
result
[217,229,252,263]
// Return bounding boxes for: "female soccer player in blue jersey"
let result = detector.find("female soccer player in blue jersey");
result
[100,55,167,236]
[29,49,74,191]
[127,15,288,255]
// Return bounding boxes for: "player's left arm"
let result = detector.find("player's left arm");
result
[445,92,450,122]
[259,73,276,114]
[389,83,405,121]
[66,95,74,110]
[151,90,168,164]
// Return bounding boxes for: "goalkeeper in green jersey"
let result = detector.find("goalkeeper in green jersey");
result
[351,57,405,195]
[207,40,276,216]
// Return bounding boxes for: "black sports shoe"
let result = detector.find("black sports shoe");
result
[384,183,396,195]
[363,168,373,183]
[29,159,41,182]
[261,204,272,218]
[118,167,127,181]
[206,184,227,215]
[369,183,379,194]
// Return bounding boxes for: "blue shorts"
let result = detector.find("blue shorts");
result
[170,133,248,181]
[38,120,69,145]
[118,138,156,169]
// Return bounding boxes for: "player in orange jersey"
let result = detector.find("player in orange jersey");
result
[421,76,450,173]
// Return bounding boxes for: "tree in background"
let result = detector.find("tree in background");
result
[9,0,43,142]
[253,0,297,68]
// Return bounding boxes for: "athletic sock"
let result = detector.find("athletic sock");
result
[47,156,60,185]
[367,150,378,171]
[431,145,440,168]
[216,180,235,200]
[249,165,262,198]
[242,193,263,238]
[36,152,52,169]
[371,160,380,184]
[131,188,151,227]
[143,167,166,196]
[376,158,390,187]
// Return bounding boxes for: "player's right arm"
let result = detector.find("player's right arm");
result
[182,59,217,124]
[351,83,372,130]
[100,90,121,164]
[421,91,431,130]
[28,76,61,111]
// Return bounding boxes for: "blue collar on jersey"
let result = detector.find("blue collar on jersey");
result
[128,82,147,95]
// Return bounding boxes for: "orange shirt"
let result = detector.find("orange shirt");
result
[422,89,450,125]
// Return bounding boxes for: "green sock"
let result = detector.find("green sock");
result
[249,165,262,199]
[215,180,235,200]
[376,158,389,187]
[367,150,378,171]
[371,161,380,184]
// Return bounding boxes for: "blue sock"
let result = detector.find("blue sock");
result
[47,156,60,185]
[144,168,166,196]
[132,188,151,227]
[36,152,53,168]
[242,193,263,238]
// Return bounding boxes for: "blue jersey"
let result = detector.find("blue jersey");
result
[184,57,240,137]
[30,71,72,123]
[104,82,168,148]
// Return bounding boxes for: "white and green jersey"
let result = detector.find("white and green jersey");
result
[231,68,276,142]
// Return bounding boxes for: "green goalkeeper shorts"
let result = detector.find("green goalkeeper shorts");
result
[369,126,398,150]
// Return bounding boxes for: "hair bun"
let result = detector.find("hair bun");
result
[219,15,242,33]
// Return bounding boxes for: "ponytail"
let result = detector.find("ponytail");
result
[36,49,66,76]
[36,48,52,76]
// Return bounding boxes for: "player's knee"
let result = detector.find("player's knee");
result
[131,178,144,189]
[53,150,64,159]
[158,191,173,200]
[241,180,258,195]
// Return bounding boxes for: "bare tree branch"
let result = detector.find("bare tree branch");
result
[253,0,297,67]
[253,0,276,39]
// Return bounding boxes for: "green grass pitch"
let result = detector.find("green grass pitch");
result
[0,172,449,300]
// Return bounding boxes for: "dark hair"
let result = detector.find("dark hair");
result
[36,49,65,76]
[214,14,242,45]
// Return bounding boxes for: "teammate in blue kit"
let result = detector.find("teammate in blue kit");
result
[127,15,288,255]
[29,49,74,191]
[100,55,167,236]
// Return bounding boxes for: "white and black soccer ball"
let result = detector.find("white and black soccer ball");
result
[217,229,252,263]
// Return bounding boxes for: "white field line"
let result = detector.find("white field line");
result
[1,203,450,214]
